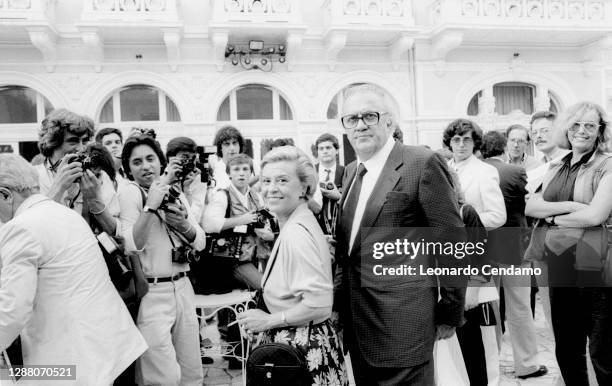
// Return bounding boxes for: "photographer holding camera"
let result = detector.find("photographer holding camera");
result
[35,109,94,211]
[165,137,207,226]
[118,134,205,386]
[204,153,275,288]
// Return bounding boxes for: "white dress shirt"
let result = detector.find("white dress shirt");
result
[347,136,396,251]
[118,181,206,278]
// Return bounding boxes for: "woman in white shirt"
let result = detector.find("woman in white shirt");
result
[237,146,348,385]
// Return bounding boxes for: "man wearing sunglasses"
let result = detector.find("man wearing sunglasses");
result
[334,84,468,385]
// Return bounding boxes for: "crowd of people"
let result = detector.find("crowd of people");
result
[0,83,611,386]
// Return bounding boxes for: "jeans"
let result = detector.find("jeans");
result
[548,246,612,385]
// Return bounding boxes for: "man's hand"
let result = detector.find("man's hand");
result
[163,202,188,231]
[320,185,341,201]
[435,324,456,340]
[80,169,103,204]
[182,169,200,191]
[161,158,182,185]
[324,235,336,260]
[52,155,83,194]
[238,212,258,226]
[146,180,169,210]
[464,286,479,311]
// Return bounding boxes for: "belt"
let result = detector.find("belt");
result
[146,272,187,284]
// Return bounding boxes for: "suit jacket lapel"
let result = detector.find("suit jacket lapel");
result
[349,142,403,257]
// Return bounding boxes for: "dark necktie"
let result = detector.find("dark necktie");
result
[324,169,331,182]
[340,163,367,250]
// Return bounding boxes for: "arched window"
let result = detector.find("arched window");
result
[0,85,53,124]
[466,82,561,116]
[216,84,293,121]
[98,84,181,124]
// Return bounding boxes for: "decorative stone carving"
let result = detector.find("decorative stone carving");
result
[249,0,267,13]
[548,0,564,18]
[526,1,543,18]
[461,0,478,17]
[344,0,360,15]
[588,1,604,20]
[385,0,403,17]
[272,0,290,13]
[506,0,522,18]
[366,1,380,16]
[483,0,501,17]
[568,1,584,19]
[224,0,242,12]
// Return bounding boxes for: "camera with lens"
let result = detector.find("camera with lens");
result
[196,145,217,186]
[159,185,182,211]
[70,151,98,172]
[171,245,198,264]
[175,153,197,180]
[319,182,335,190]
[252,208,274,229]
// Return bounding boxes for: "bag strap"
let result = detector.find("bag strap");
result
[223,188,232,219]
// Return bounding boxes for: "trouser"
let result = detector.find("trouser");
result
[548,247,612,386]
[457,303,498,386]
[135,277,203,386]
[532,260,553,332]
[349,345,434,386]
[494,263,540,376]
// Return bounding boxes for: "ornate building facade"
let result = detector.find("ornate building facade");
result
[1,0,612,164]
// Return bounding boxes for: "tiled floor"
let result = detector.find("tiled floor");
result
[201,294,596,385]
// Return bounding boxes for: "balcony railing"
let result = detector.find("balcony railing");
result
[323,0,414,27]
[81,0,179,22]
[431,0,610,26]
[210,0,301,23]
[0,0,53,21]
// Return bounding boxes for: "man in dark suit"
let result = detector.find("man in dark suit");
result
[334,84,468,385]
[314,133,345,235]
[481,131,547,380]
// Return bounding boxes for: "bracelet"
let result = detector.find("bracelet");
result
[89,202,107,215]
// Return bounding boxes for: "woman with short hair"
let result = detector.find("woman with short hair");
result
[237,146,348,385]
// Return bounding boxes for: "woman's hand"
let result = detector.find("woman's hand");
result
[237,309,275,333]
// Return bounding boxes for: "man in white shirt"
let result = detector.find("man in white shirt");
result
[527,111,570,194]
[95,126,127,184]
[0,154,147,385]
[526,111,567,334]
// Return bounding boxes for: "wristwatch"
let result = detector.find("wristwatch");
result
[143,205,158,214]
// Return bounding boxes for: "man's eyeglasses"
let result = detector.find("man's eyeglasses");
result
[570,121,600,133]
[508,138,527,145]
[341,112,386,130]
[450,137,474,145]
